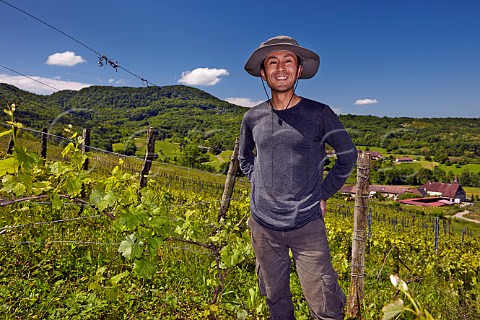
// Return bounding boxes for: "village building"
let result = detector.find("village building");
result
[340,184,423,200]
[398,197,454,207]
[420,181,466,203]
[370,151,383,160]
[395,156,414,163]
[340,180,466,206]
[328,150,383,160]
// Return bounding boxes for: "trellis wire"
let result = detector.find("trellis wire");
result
[333,203,475,252]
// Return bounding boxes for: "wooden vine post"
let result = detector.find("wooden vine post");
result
[41,128,48,159]
[217,137,239,222]
[347,151,370,318]
[6,127,17,154]
[140,127,156,189]
[81,128,91,171]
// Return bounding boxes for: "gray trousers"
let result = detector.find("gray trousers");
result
[248,217,346,320]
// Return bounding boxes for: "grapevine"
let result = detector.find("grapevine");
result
[0,104,479,318]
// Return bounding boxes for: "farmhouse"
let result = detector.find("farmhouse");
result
[328,150,383,160]
[370,151,383,160]
[420,181,466,203]
[395,156,413,163]
[340,184,423,200]
[340,180,467,206]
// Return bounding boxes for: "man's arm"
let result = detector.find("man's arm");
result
[320,199,327,217]
[320,107,357,201]
[238,117,255,181]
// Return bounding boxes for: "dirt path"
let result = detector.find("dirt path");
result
[451,210,480,224]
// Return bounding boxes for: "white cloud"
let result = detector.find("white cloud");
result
[354,98,378,105]
[0,73,91,95]
[178,68,229,86]
[225,97,264,108]
[108,78,127,85]
[46,51,86,67]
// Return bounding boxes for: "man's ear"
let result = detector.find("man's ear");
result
[260,69,266,81]
[297,65,303,78]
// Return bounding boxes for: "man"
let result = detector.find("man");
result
[239,36,357,320]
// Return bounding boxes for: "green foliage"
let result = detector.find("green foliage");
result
[382,275,434,319]
[3,83,480,176]
[0,83,245,154]
[1,103,480,319]
[122,139,137,156]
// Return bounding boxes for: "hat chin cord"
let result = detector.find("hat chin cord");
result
[261,77,299,126]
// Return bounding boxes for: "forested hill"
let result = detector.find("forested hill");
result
[1,83,479,160]
[0,83,246,152]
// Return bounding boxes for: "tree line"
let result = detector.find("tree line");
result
[1,83,479,177]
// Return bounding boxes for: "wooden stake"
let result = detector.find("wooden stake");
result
[41,128,48,159]
[82,128,91,171]
[347,151,370,319]
[217,137,239,222]
[140,127,156,189]
[6,127,17,154]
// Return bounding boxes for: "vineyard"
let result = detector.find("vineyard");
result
[1,111,480,319]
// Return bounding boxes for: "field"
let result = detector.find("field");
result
[1,135,480,319]
[330,146,480,179]
[464,186,480,198]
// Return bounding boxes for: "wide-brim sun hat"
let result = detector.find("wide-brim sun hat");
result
[244,35,320,79]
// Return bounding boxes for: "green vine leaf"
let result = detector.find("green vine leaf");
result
[110,270,130,286]
[49,161,71,177]
[121,210,141,230]
[118,233,143,260]
[51,193,63,210]
[382,298,405,320]
[1,174,26,196]
[14,146,37,171]
[66,175,83,197]
[32,180,52,195]
[0,128,12,138]
[90,189,117,211]
[133,259,157,279]
[145,235,163,250]
[0,157,16,176]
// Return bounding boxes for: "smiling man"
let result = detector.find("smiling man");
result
[239,36,357,320]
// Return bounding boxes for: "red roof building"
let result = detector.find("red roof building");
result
[340,184,424,200]
[399,197,454,207]
[340,181,466,205]
[420,181,466,203]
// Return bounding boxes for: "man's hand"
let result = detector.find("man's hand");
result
[320,199,326,217]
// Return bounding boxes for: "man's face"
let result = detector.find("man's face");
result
[260,50,302,93]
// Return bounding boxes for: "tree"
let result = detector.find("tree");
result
[178,142,203,168]
[416,168,433,185]
[122,140,137,156]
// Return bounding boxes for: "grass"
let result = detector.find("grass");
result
[156,139,182,159]
[204,150,233,170]
[356,146,388,154]
[464,186,480,197]
[357,145,480,174]
[1,141,480,318]
[438,163,480,174]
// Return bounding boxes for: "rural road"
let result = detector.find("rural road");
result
[452,210,480,224]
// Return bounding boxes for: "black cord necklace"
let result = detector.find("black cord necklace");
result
[272,93,295,125]
[261,79,298,126]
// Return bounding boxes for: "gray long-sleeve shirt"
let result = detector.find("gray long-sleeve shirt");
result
[239,98,357,231]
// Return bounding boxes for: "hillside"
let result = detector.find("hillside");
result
[1,83,480,162]
[0,83,246,151]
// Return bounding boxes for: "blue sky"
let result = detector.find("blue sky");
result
[1,0,479,118]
